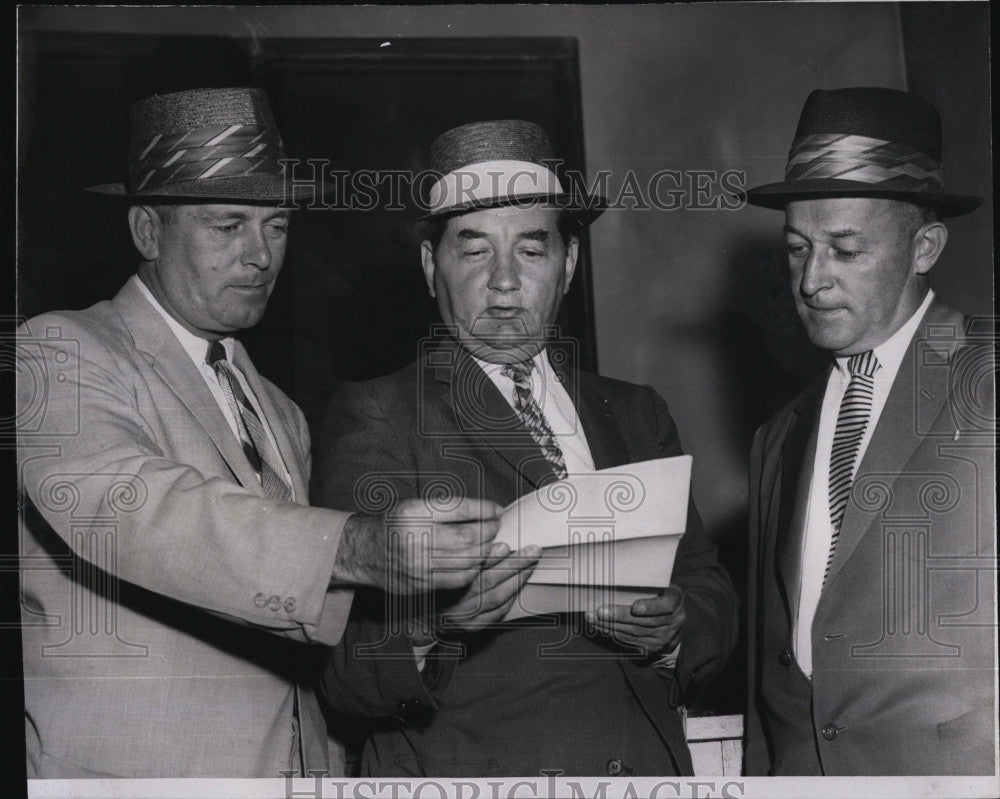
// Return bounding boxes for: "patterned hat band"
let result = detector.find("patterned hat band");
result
[129,123,286,193]
[785,133,944,192]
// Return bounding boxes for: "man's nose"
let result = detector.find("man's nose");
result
[241,226,272,270]
[487,250,521,293]
[798,250,831,297]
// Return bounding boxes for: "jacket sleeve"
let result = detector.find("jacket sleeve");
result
[743,424,772,775]
[645,385,740,699]
[17,313,353,645]
[312,381,452,720]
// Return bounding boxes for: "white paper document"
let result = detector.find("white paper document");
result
[497,456,692,620]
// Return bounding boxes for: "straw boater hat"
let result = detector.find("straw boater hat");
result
[746,87,983,217]
[394,119,607,246]
[88,87,310,202]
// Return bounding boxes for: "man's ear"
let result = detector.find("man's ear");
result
[563,235,580,294]
[420,241,437,298]
[128,205,162,262]
[912,221,948,276]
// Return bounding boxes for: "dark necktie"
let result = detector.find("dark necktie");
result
[501,359,568,480]
[826,349,880,579]
[206,340,293,502]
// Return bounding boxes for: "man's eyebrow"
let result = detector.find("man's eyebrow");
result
[828,228,864,240]
[199,210,251,222]
[783,223,864,240]
[455,228,488,240]
[517,229,550,242]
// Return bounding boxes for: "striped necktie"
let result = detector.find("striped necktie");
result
[826,349,880,579]
[501,359,568,480]
[206,340,293,502]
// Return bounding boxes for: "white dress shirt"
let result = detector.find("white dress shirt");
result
[132,275,292,492]
[473,348,596,475]
[793,289,935,677]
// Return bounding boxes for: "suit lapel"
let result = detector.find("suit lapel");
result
[567,369,631,470]
[775,374,826,622]
[112,279,263,494]
[824,299,966,588]
[429,340,559,490]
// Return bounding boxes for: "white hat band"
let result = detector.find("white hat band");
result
[427,160,565,212]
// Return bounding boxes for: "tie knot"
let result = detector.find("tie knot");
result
[501,359,534,387]
[847,350,880,377]
[206,340,227,367]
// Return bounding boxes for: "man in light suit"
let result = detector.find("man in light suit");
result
[743,87,996,775]
[16,88,500,778]
[312,120,738,777]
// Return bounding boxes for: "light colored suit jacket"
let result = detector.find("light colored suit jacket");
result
[17,278,354,777]
[746,299,997,775]
[313,338,738,777]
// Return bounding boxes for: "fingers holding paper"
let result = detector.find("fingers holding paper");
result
[586,586,686,656]
[414,543,542,644]
[443,543,542,630]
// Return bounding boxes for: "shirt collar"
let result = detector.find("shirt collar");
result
[130,274,235,367]
[833,289,935,378]
[471,347,550,387]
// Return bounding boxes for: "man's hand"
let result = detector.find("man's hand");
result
[408,542,542,646]
[332,497,503,594]
[585,586,685,657]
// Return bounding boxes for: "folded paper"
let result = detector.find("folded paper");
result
[495,456,692,620]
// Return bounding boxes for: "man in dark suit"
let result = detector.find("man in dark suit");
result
[313,119,738,777]
[15,88,500,778]
[743,87,996,775]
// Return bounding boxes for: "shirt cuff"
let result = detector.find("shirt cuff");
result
[652,642,681,671]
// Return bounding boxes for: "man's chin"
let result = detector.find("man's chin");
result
[214,311,266,335]
[458,334,544,365]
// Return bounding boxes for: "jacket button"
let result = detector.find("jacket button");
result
[779,649,792,666]
[283,597,297,613]
[606,759,624,776]
[267,594,282,611]
[253,592,267,608]
[822,724,839,741]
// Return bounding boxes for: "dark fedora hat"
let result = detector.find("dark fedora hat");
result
[393,119,607,247]
[88,87,309,203]
[745,87,982,217]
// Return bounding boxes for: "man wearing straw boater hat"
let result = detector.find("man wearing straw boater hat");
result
[743,87,996,775]
[16,88,503,778]
[312,120,738,776]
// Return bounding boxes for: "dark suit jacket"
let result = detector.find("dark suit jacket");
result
[312,338,738,777]
[745,299,997,775]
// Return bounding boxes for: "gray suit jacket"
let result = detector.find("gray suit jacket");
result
[17,278,354,777]
[745,298,997,775]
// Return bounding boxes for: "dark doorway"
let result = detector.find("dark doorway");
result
[18,34,595,437]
